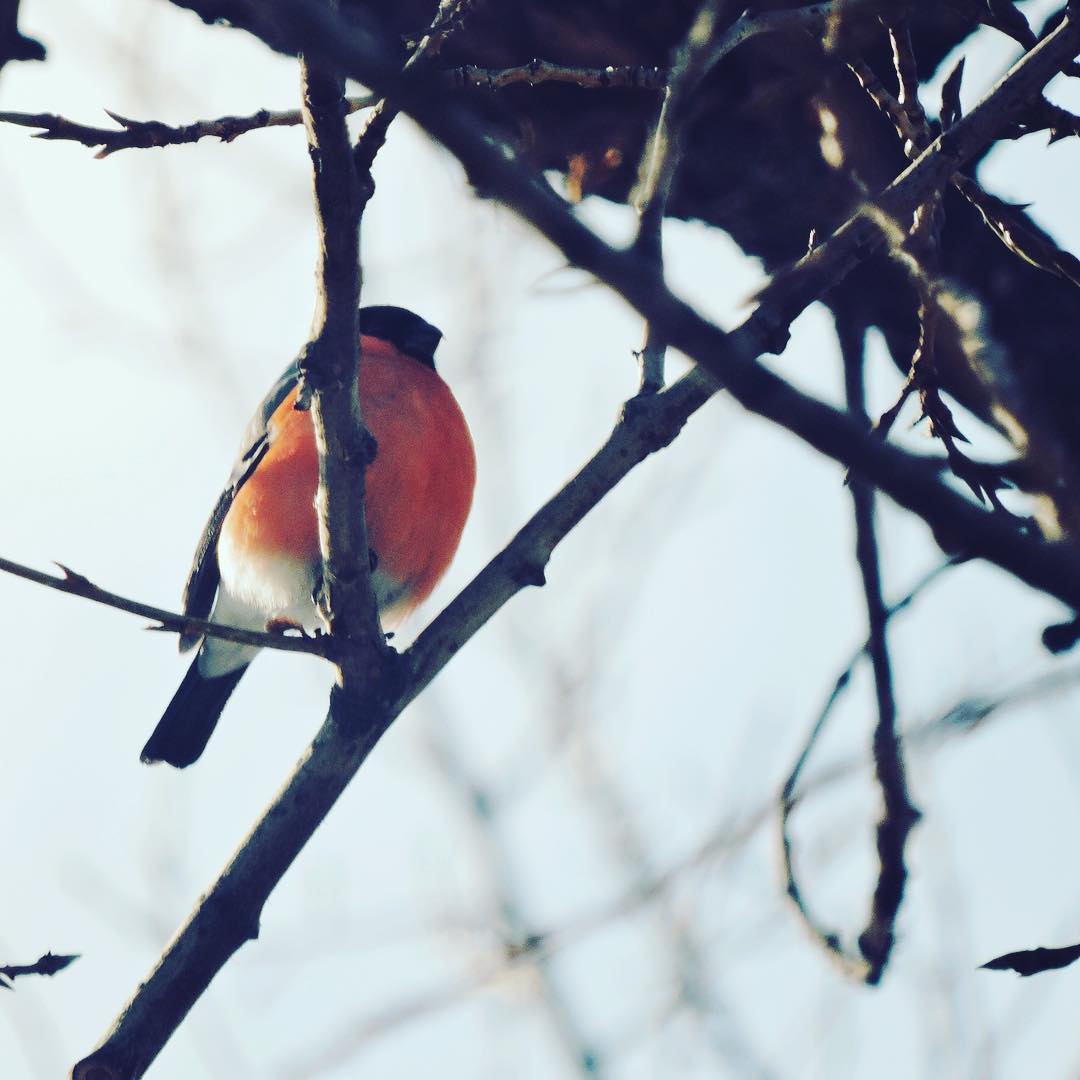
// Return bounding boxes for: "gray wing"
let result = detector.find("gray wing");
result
[178,361,300,651]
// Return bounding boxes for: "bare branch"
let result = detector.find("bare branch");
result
[0,951,78,990]
[781,548,959,972]
[0,554,327,655]
[840,324,920,986]
[0,98,376,157]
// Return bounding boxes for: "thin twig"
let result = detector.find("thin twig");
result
[0,555,327,655]
[0,952,78,990]
[0,98,376,157]
[0,61,666,158]
[843,321,920,985]
[779,312,945,983]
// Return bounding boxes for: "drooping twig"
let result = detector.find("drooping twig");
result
[0,952,78,990]
[0,554,327,655]
[780,316,922,982]
[843,322,920,985]
[780,548,956,974]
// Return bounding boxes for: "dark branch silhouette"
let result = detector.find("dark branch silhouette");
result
[0,951,78,990]
[981,943,1080,976]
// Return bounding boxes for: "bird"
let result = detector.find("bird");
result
[141,305,476,768]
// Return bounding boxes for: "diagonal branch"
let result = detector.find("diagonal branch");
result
[840,323,920,985]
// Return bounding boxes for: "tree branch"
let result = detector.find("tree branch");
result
[0,555,327,655]
[0,98,376,157]
[780,552,953,977]
[0,0,44,75]
[0,951,78,990]
[840,323,920,986]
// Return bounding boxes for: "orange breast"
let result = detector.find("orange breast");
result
[219,336,476,616]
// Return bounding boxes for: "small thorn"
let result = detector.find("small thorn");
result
[53,562,91,587]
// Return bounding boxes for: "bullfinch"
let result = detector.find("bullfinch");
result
[141,305,476,767]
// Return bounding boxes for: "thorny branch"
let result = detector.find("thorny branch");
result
[841,322,920,986]
[780,548,955,976]
[0,61,666,157]
[847,34,1080,291]
[0,98,376,157]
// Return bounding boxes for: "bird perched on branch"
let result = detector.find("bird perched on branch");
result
[142,306,476,768]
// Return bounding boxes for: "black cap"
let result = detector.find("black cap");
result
[358,305,443,370]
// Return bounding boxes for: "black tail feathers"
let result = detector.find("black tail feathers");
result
[141,657,248,768]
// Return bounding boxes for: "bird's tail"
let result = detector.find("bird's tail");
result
[141,655,248,768]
